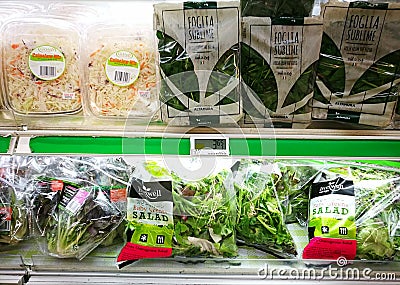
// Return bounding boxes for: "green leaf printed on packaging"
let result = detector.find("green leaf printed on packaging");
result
[206,44,239,106]
[282,62,318,108]
[157,31,200,110]
[241,42,278,113]
[350,50,400,97]
[316,33,346,96]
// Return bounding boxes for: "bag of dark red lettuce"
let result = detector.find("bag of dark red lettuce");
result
[117,159,237,268]
[21,156,129,259]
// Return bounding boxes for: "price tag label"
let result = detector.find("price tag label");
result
[190,136,229,156]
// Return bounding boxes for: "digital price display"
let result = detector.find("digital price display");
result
[190,137,229,156]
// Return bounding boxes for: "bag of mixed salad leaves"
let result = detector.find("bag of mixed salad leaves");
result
[303,162,400,261]
[312,1,400,128]
[46,183,124,260]
[273,160,322,225]
[0,156,30,246]
[241,0,316,17]
[154,1,241,126]
[233,160,298,257]
[117,159,237,267]
[241,17,323,128]
[22,157,130,259]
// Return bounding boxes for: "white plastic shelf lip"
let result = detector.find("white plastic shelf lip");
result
[14,136,32,154]
[0,128,399,140]
[0,274,24,285]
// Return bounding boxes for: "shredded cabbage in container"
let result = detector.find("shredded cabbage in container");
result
[4,36,82,114]
[87,38,157,118]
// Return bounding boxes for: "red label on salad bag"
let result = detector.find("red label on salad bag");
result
[302,237,357,261]
[0,207,12,221]
[51,180,64,192]
[117,242,172,262]
[110,188,127,203]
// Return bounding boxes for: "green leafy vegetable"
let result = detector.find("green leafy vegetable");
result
[325,163,400,260]
[145,162,237,258]
[0,179,28,245]
[273,161,320,225]
[234,160,297,257]
[47,186,123,259]
[241,0,315,17]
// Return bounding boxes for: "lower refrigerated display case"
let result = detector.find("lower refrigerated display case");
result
[1,130,400,284]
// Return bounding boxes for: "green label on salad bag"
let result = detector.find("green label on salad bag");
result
[303,174,357,261]
[28,45,66,81]
[117,179,173,266]
[312,2,400,127]
[241,16,322,128]
[105,50,140,87]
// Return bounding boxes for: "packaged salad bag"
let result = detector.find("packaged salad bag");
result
[240,17,322,128]
[303,162,400,261]
[241,0,316,17]
[154,1,241,126]
[311,1,400,128]
[233,160,299,257]
[117,159,237,267]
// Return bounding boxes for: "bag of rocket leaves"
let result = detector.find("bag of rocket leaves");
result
[323,162,400,261]
[273,161,322,226]
[233,160,297,257]
[241,0,315,17]
[118,159,237,263]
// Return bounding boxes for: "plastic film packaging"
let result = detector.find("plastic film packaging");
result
[0,1,44,110]
[154,1,241,126]
[241,0,316,17]
[240,17,323,128]
[233,159,298,258]
[0,156,131,258]
[311,1,400,128]
[303,162,400,262]
[85,23,158,120]
[117,158,237,267]
[273,160,322,225]
[0,157,29,246]
[1,16,83,115]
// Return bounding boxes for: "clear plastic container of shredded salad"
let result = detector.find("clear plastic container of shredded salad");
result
[1,17,83,115]
[85,24,158,119]
[0,2,44,110]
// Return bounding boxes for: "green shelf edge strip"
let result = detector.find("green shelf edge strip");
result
[0,136,10,153]
[28,136,400,158]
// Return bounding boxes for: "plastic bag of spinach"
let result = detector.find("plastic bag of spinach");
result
[306,162,400,261]
[240,17,322,128]
[312,1,400,128]
[154,1,241,126]
[233,160,297,257]
[117,159,237,266]
[241,0,315,17]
